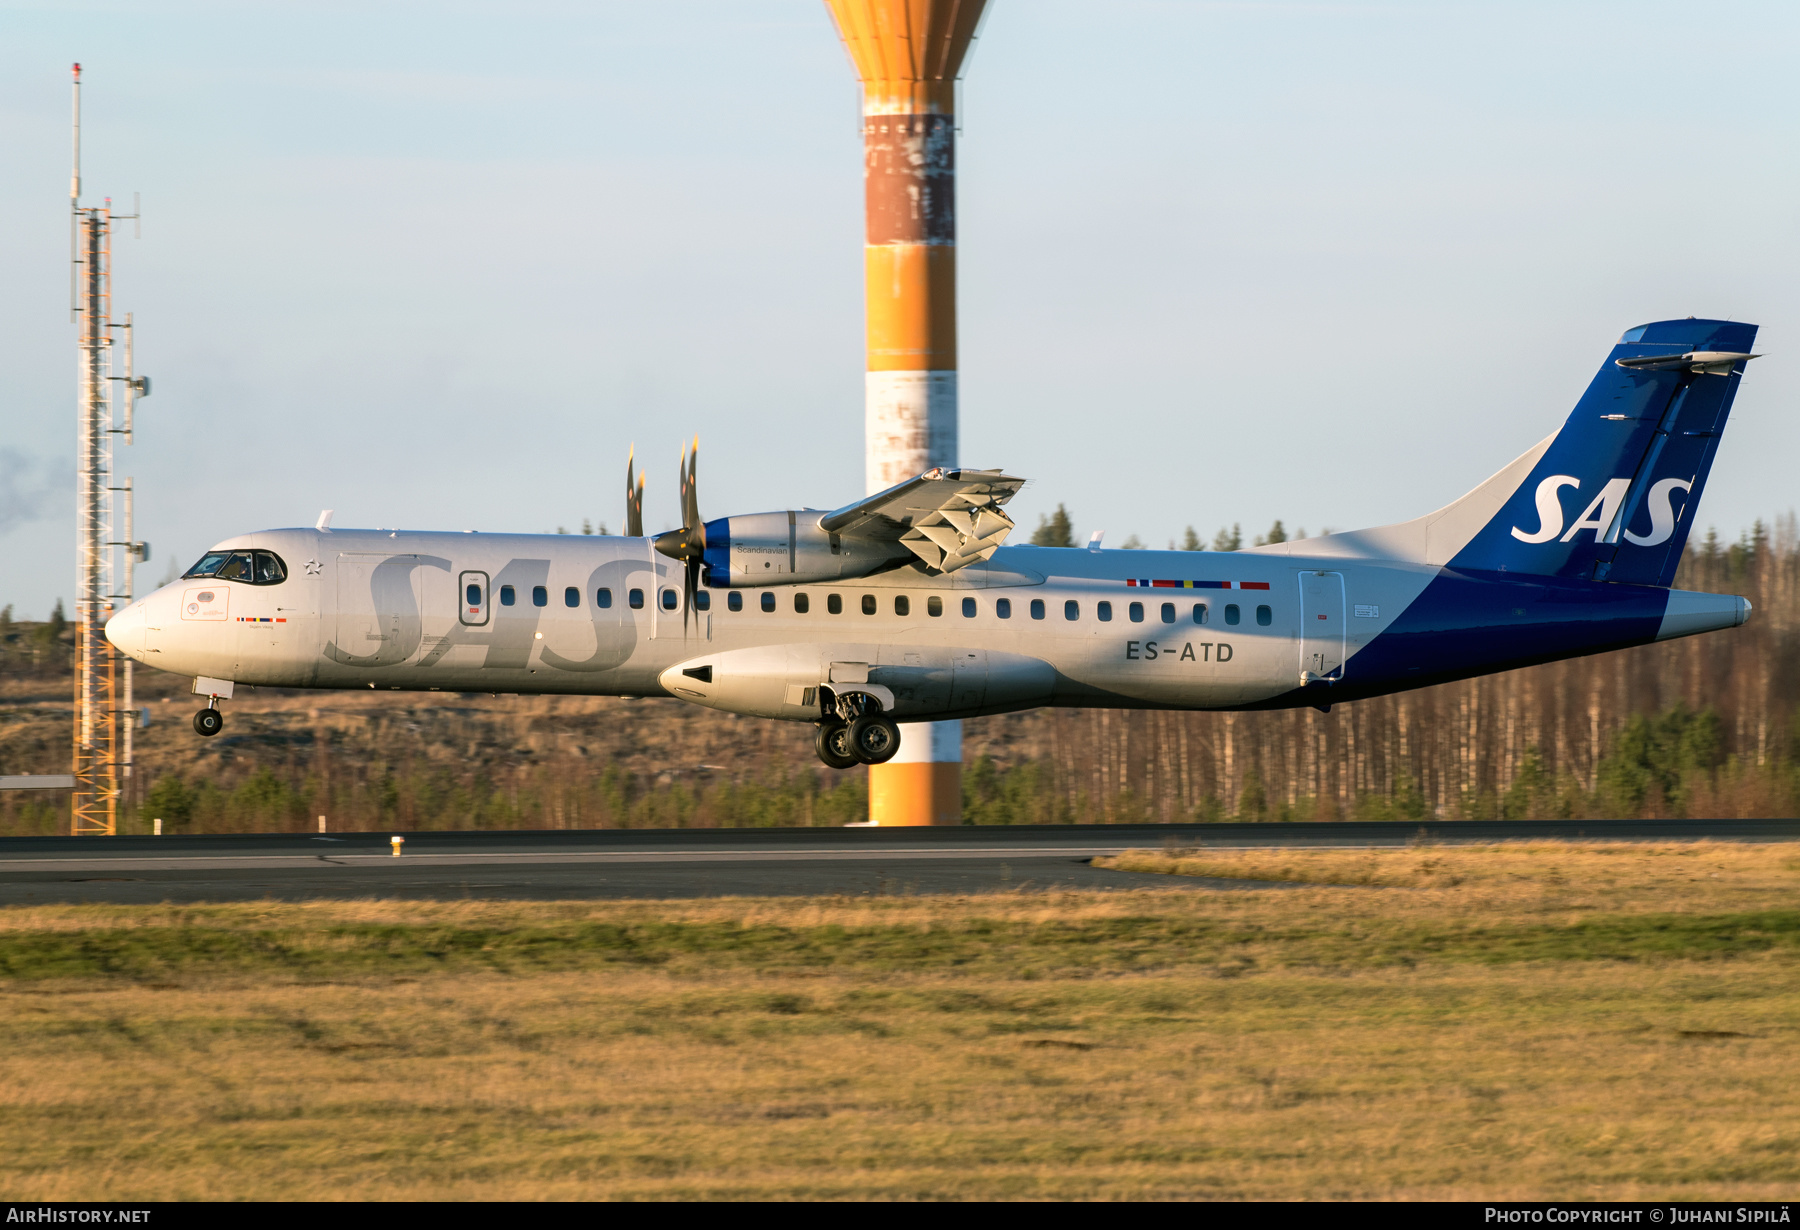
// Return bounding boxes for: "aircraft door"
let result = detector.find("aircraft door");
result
[460,572,489,626]
[410,559,456,665]
[1299,570,1346,682]
[328,553,423,669]
[951,648,987,712]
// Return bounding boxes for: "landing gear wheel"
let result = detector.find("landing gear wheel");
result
[815,720,858,770]
[193,708,223,737]
[848,714,901,765]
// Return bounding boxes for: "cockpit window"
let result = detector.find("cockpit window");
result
[183,549,288,586]
[183,551,232,579]
[215,553,255,582]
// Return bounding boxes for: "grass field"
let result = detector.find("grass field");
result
[1,842,1796,1199]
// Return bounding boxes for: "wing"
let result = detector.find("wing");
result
[818,468,1026,574]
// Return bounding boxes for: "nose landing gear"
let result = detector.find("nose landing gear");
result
[193,699,224,737]
[813,689,900,768]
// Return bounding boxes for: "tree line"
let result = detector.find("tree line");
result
[1030,505,1302,553]
[983,513,1800,822]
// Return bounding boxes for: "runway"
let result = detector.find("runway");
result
[1,818,1794,904]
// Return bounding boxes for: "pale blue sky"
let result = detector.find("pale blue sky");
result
[2,1,1796,618]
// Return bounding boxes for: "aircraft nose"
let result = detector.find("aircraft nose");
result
[104,601,145,657]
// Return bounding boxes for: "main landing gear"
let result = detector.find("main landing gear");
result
[193,699,224,737]
[814,690,900,769]
[816,720,859,769]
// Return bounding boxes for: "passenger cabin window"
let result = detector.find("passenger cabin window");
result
[629,588,645,610]
[596,588,613,608]
[760,592,775,612]
[962,597,977,618]
[1128,602,1144,623]
[894,595,910,616]
[996,598,1011,619]
[695,591,711,611]
[728,592,743,612]
[467,584,482,607]
[861,594,876,615]
[1225,604,1240,625]
[928,596,943,617]
[1064,600,1080,621]
[1256,604,1273,626]
[500,585,516,606]
[797,593,812,614]
[1193,602,1208,624]
[1097,601,1112,622]
[824,593,839,614]
[1030,598,1045,620]
[532,586,548,607]
[661,589,677,611]
[564,587,579,608]
[1161,602,1176,624]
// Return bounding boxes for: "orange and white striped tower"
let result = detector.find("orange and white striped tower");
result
[825,0,988,826]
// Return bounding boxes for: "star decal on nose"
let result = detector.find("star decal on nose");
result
[303,559,323,576]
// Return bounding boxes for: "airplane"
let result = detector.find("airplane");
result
[105,317,1758,770]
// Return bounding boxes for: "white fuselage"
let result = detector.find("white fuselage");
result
[104,527,1454,720]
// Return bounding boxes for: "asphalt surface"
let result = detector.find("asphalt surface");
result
[1,819,1794,904]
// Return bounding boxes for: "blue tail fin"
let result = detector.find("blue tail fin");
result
[1448,318,1757,586]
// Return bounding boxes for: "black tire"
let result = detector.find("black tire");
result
[848,714,901,765]
[193,708,223,737]
[815,720,858,770]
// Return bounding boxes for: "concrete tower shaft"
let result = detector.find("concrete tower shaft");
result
[826,0,986,495]
[826,0,989,825]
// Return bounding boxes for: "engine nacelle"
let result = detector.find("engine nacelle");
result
[702,512,913,588]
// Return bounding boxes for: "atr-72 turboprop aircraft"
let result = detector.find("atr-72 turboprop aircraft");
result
[106,318,1758,769]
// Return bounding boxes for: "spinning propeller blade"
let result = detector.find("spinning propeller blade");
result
[652,437,705,634]
[625,446,644,539]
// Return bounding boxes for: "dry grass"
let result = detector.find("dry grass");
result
[1095,838,1800,894]
[1,843,1798,1199]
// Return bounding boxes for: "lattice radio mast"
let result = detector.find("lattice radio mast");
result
[69,63,149,836]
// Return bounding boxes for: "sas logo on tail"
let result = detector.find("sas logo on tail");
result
[1509,475,1690,547]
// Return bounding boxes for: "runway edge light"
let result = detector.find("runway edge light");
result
[825,0,990,826]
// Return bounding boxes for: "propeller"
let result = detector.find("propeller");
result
[625,445,645,538]
[652,437,704,633]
